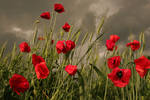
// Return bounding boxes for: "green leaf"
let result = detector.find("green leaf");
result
[96,17,105,35]
[89,63,106,79]
[77,70,85,99]
[146,56,150,60]
[0,42,7,59]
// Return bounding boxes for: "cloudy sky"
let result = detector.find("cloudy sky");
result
[0,0,150,54]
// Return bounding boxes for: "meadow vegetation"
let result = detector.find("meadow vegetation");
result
[0,3,150,100]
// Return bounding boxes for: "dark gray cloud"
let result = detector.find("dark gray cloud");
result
[0,0,96,37]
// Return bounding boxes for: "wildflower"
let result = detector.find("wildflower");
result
[19,42,31,53]
[51,40,54,44]
[38,36,45,40]
[65,65,77,75]
[126,40,140,51]
[54,3,65,13]
[40,12,50,20]
[107,56,121,69]
[35,62,50,79]
[62,22,71,32]
[110,35,120,43]
[108,67,131,88]
[56,40,67,54]
[65,40,75,52]
[9,74,29,95]
[56,40,75,54]
[134,56,150,78]
[106,40,115,51]
[32,54,45,67]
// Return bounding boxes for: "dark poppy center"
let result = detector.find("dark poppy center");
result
[113,59,116,64]
[57,9,63,12]
[117,71,123,78]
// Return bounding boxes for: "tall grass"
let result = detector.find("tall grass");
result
[0,13,150,100]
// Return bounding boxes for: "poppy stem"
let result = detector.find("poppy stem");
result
[50,74,69,100]
[121,88,125,100]
[32,20,39,44]
[131,66,135,100]
[104,77,108,100]
[49,11,54,31]
[135,72,138,100]
[51,12,57,40]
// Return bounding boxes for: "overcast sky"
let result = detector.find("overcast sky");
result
[0,0,150,54]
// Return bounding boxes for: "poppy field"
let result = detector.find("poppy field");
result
[1,3,150,100]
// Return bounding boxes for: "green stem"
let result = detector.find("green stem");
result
[50,75,69,100]
[104,77,108,100]
[132,67,135,100]
[135,72,139,100]
[50,12,57,40]
[122,88,125,100]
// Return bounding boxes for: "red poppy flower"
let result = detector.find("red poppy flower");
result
[108,67,131,88]
[51,40,54,44]
[62,22,71,32]
[107,56,121,69]
[65,40,75,51]
[126,40,140,51]
[65,65,77,75]
[56,40,67,54]
[32,54,45,67]
[19,42,31,53]
[134,56,150,78]
[9,74,29,95]
[35,62,50,79]
[54,3,65,13]
[110,35,120,43]
[106,40,115,51]
[38,36,45,40]
[40,12,50,20]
